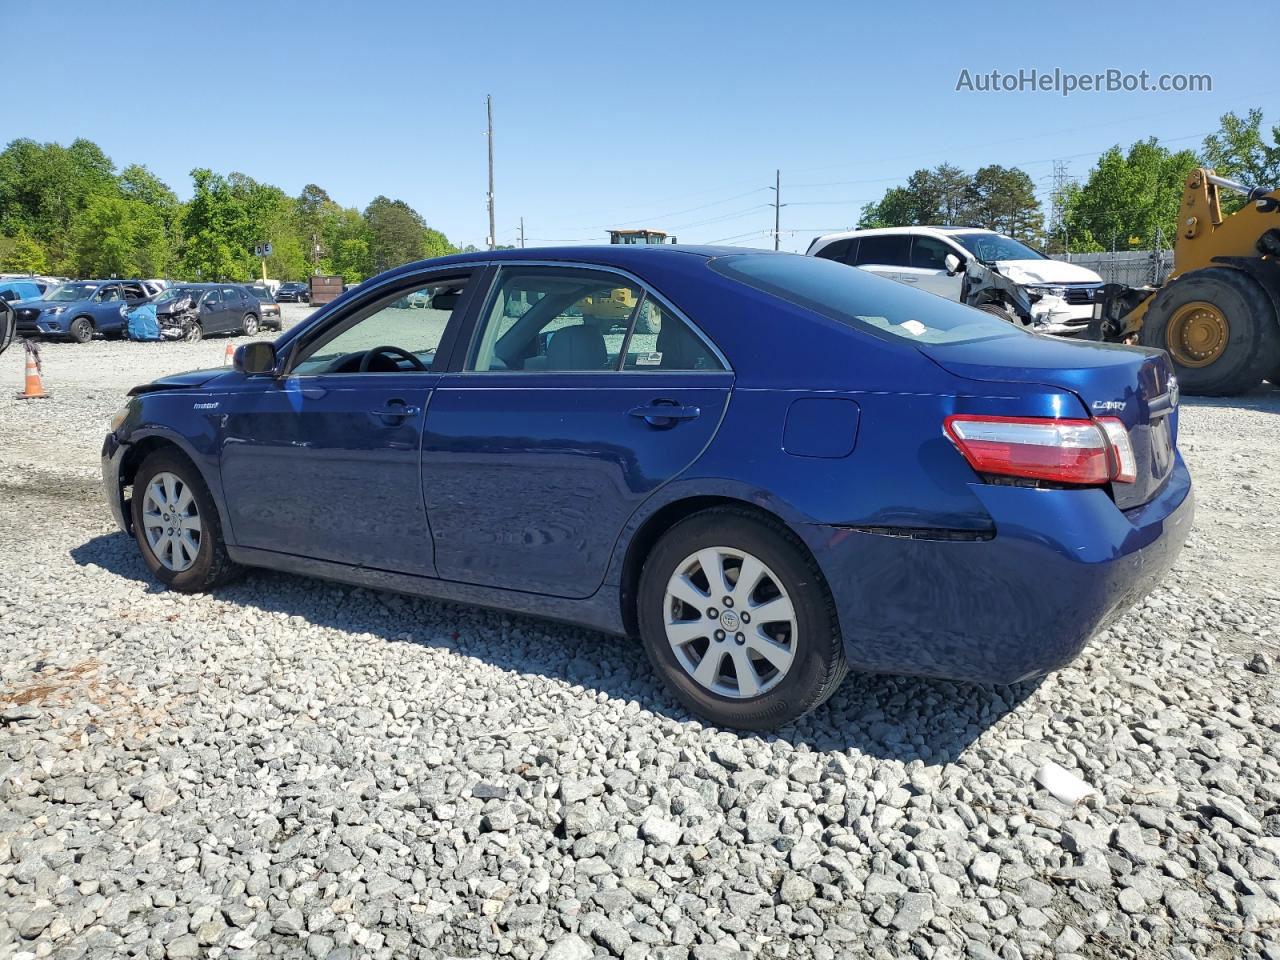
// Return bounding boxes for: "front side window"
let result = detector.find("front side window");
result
[910,236,954,270]
[292,278,468,375]
[96,286,122,303]
[711,253,1021,346]
[203,289,222,307]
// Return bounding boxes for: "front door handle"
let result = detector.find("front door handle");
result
[371,399,421,423]
[628,399,700,428]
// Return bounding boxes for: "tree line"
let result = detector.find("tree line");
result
[0,139,461,282]
[856,109,1278,253]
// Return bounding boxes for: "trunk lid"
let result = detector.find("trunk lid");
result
[920,335,1178,509]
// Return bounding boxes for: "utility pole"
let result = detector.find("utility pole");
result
[519,216,525,249]
[768,169,785,250]
[486,95,496,250]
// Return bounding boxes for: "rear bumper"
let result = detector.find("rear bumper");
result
[805,455,1193,684]
[101,433,131,534]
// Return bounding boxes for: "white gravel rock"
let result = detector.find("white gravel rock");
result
[0,332,1277,959]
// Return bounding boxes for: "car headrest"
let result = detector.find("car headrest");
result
[546,324,607,370]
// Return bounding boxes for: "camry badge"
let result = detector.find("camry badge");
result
[1092,400,1125,412]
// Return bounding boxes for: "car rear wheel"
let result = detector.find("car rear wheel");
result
[69,316,93,343]
[242,313,259,336]
[637,507,847,730]
[131,450,241,592]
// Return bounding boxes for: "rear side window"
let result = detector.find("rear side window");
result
[851,234,910,267]
[813,237,856,265]
[710,253,1021,345]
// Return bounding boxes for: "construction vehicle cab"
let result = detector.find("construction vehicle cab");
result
[1093,167,1280,395]
[575,230,680,330]
[608,228,677,245]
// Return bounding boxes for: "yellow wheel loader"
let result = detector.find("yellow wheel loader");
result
[1092,167,1280,395]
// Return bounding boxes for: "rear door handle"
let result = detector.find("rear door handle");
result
[628,399,700,428]
[371,399,421,423]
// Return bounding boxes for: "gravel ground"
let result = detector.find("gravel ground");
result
[0,316,1277,960]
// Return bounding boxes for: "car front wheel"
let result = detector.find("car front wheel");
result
[638,507,847,730]
[69,317,93,343]
[131,450,241,592]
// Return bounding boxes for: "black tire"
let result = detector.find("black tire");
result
[242,313,259,336]
[1138,267,1280,396]
[637,507,847,731]
[69,316,93,343]
[185,321,203,343]
[977,302,1017,324]
[130,449,241,592]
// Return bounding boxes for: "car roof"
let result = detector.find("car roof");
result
[374,244,774,282]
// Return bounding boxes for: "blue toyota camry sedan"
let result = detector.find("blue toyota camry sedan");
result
[102,247,1193,730]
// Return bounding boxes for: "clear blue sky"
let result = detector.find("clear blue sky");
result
[4,0,1276,252]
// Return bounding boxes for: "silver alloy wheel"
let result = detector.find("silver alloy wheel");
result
[664,546,798,699]
[243,314,258,335]
[141,471,202,572]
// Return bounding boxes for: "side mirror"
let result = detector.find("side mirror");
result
[234,341,277,376]
[944,253,964,276]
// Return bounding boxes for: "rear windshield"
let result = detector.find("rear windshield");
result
[709,253,1022,345]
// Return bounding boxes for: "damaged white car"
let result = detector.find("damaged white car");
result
[807,226,1104,337]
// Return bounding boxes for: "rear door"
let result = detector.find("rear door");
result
[852,234,912,285]
[421,265,733,598]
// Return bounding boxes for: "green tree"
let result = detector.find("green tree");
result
[1202,109,1280,211]
[73,195,169,278]
[321,207,372,282]
[1062,139,1200,251]
[0,137,119,271]
[3,228,48,274]
[963,165,1043,242]
[180,169,255,280]
[365,196,429,273]
[858,164,971,228]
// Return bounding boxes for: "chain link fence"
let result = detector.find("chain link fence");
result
[1051,249,1174,287]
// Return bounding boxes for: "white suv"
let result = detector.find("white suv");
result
[806,226,1105,337]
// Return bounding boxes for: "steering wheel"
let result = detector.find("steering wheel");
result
[358,345,429,372]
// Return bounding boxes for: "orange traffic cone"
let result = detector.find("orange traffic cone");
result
[16,348,49,400]
[224,342,235,367]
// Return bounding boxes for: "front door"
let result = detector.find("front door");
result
[904,235,965,301]
[218,272,475,575]
[421,266,733,598]
[198,289,226,333]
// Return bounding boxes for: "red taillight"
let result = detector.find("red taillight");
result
[944,415,1132,486]
[1096,417,1137,483]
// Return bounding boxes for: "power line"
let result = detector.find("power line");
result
[486,95,496,250]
